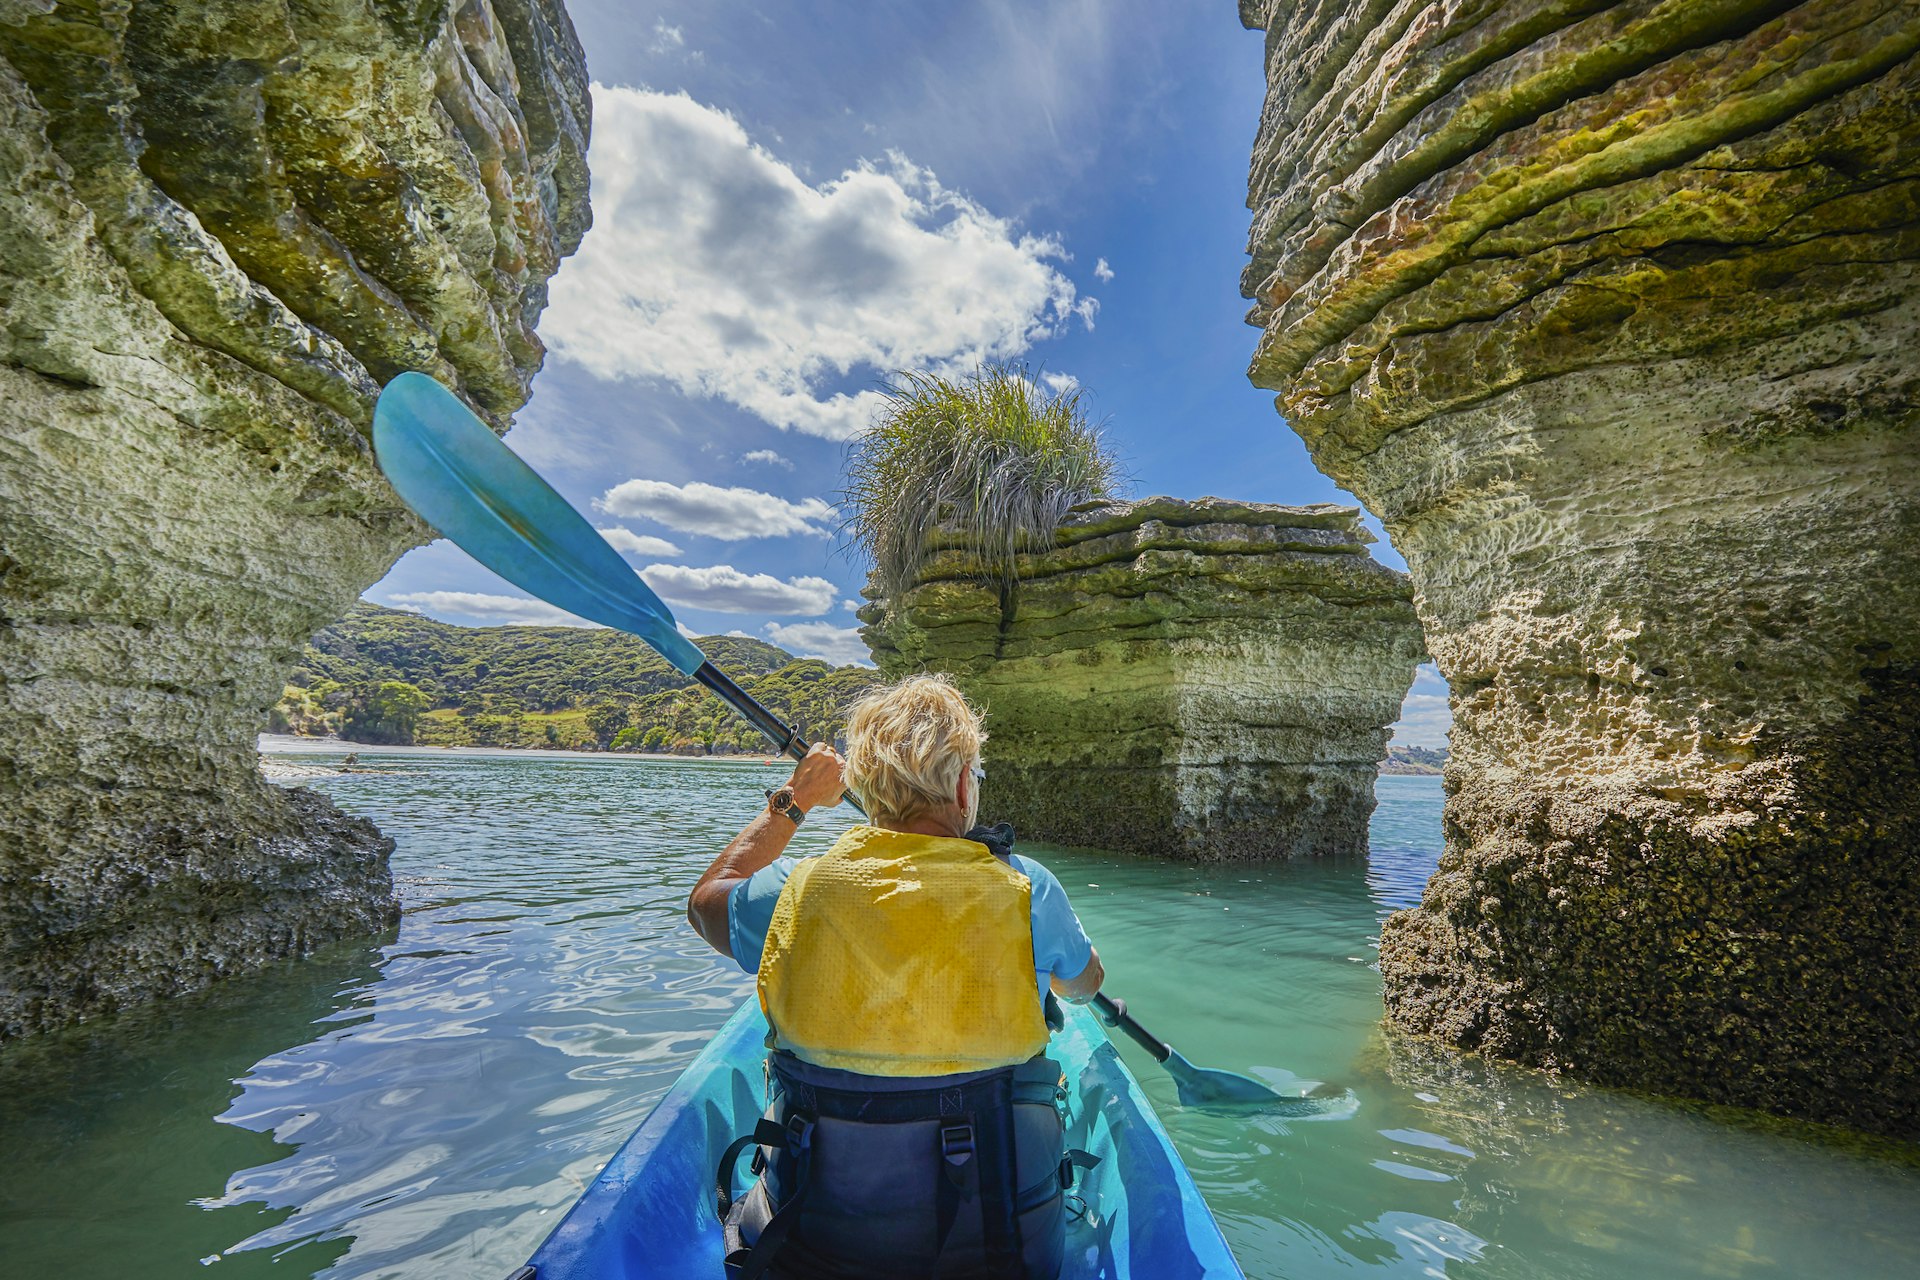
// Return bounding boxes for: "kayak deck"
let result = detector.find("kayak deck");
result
[521,999,1245,1279]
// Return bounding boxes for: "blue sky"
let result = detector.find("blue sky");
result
[366,1,1451,746]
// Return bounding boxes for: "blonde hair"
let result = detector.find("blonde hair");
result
[843,674,986,824]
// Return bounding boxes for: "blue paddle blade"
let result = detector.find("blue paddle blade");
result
[371,372,708,675]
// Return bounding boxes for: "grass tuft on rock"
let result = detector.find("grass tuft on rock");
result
[845,364,1121,599]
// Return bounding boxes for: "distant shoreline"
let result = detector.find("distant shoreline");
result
[257,734,786,766]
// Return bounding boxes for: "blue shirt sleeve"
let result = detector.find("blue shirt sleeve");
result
[726,857,795,975]
[1012,855,1094,983]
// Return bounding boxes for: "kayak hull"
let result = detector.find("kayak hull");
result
[522,999,1245,1279]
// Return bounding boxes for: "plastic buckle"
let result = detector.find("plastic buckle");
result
[940,1122,977,1197]
[941,1124,975,1164]
[1058,1148,1101,1190]
[784,1112,814,1156]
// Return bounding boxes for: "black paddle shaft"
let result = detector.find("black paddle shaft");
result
[692,662,865,814]
[1092,992,1172,1064]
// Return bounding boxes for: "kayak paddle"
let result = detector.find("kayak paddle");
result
[1093,992,1337,1113]
[371,372,859,807]
[374,373,1331,1114]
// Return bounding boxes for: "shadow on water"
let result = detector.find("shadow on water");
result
[0,938,385,1278]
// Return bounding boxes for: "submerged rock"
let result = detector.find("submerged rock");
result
[0,0,589,1035]
[860,497,1425,860]
[1240,0,1919,1135]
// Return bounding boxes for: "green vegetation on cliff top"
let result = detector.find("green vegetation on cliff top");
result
[845,363,1121,599]
[271,603,879,753]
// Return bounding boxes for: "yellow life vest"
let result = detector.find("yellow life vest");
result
[757,825,1050,1076]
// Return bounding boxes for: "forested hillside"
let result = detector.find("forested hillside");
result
[270,603,879,753]
[1380,745,1447,775]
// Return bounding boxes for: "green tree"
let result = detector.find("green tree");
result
[340,681,431,745]
[585,702,630,748]
[291,603,881,754]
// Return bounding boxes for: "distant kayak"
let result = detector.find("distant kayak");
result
[513,998,1246,1279]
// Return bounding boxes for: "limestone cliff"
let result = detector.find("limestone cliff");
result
[860,497,1425,860]
[1241,0,1918,1135]
[0,0,589,1036]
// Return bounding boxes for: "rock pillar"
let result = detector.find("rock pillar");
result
[1240,0,1919,1134]
[0,0,590,1035]
[861,497,1425,860]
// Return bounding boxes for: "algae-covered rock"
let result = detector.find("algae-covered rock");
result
[862,497,1426,860]
[1240,0,1919,1135]
[0,0,589,1036]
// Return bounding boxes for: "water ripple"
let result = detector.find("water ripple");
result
[1,757,1916,1280]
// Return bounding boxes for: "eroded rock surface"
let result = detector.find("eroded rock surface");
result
[0,0,589,1035]
[860,498,1425,860]
[1241,0,1919,1135]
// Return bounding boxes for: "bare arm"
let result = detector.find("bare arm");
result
[686,743,845,959]
[1050,946,1104,1004]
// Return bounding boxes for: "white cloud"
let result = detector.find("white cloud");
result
[544,87,1086,439]
[1093,257,1114,282]
[764,621,874,667]
[639,563,838,615]
[840,598,861,612]
[1039,370,1080,395]
[1072,297,1099,331]
[648,20,685,54]
[741,449,793,470]
[1389,664,1453,746]
[597,526,683,559]
[386,591,596,627]
[598,479,835,540]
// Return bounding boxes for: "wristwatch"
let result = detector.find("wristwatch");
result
[765,786,805,826]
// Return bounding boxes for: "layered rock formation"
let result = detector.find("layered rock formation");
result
[860,497,1425,860]
[0,0,588,1035]
[1240,0,1918,1135]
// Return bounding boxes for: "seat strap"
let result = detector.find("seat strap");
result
[713,1118,786,1221]
[720,1114,816,1280]
[974,1074,1022,1277]
[773,1070,1011,1125]
[933,1118,978,1265]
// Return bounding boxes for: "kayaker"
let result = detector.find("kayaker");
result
[687,673,1104,1280]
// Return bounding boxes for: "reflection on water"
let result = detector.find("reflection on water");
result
[0,939,381,1276]
[0,758,1915,1279]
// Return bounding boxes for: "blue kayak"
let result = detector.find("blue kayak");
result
[516,999,1246,1279]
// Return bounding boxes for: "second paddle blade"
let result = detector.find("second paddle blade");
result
[1167,1050,1356,1116]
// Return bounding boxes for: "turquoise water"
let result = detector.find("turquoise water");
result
[2,746,1917,1279]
